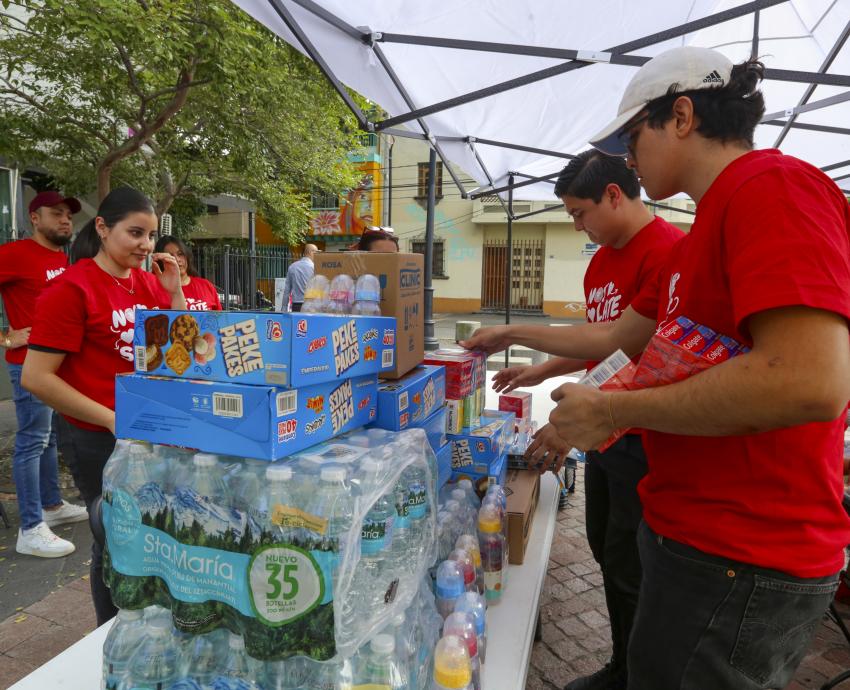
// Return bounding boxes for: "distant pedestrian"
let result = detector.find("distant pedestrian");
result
[281,243,318,312]
[354,226,399,253]
[0,191,88,559]
[155,235,221,310]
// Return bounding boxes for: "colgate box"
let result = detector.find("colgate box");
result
[115,373,378,460]
[422,350,476,399]
[499,391,532,424]
[370,364,446,431]
[133,310,396,388]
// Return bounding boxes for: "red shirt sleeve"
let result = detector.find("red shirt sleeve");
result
[207,279,222,310]
[30,275,86,353]
[0,242,19,286]
[724,167,850,334]
[630,268,662,320]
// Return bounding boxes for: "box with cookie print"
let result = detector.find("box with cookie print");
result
[134,310,396,388]
[115,373,378,460]
[369,364,446,432]
[447,409,514,470]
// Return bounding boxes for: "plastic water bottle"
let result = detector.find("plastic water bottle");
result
[432,635,472,690]
[455,535,484,596]
[453,591,487,663]
[264,656,309,690]
[355,634,408,690]
[171,453,232,634]
[174,628,227,688]
[388,610,417,689]
[264,464,302,544]
[232,457,270,547]
[443,612,481,690]
[435,560,465,619]
[124,617,179,689]
[477,503,505,602]
[351,274,382,316]
[307,656,354,690]
[450,489,476,534]
[456,479,480,511]
[102,609,146,690]
[327,274,356,314]
[357,457,396,610]
[301,274,330,313]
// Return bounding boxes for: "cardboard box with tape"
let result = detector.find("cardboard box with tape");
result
[505,469,541,565]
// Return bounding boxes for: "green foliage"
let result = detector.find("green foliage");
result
[0,0,362,242]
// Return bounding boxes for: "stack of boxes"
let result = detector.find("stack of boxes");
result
[116,310,397,458]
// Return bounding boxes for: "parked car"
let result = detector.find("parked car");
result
[214,285,242,309]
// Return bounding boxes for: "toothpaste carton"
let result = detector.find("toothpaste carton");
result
[422,350,477,399]
[371,365,446,431]
[446,398,464,435]
[134,310,396,388]
[499,391,532,424]
[115,373,377,460]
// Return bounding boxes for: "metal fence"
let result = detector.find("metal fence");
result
[481,238,545,312]
[193,243,294,311]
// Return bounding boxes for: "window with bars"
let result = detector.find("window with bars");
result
[310,190,341,210]
[416,162,443,200]
[411,238,446,278]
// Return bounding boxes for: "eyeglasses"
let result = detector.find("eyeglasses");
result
[618,112,651,159]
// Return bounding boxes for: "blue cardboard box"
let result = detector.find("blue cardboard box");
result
[371,365,446,431]
[447,409,514,469]
[115,373,378,460]
[134,310,396,388]
[450,451,507,495]
[435,442,452,490]
[417,405,447,453]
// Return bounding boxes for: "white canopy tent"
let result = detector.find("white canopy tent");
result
[231,0,850,343]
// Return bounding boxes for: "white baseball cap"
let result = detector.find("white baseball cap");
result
[590,46,734,156]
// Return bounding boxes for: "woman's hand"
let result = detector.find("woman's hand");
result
[492,364,546,393]
[4,327,31,349]
[525,423,572,474]
[151,252,183,295]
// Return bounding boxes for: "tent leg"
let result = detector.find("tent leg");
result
[424,148,439,351]
[504,174,514,368]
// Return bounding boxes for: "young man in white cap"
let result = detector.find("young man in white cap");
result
[462,46,850,689]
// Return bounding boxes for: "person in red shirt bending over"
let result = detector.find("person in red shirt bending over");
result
[23,186,186,624]
[463,47,850,690]
[0,191,89,559]
[155,235,221,310]
[493,150,682,690]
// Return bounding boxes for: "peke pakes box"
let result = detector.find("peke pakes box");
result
[451,452,508,497]
[315,252,424,379]
[134,310,396,388]
[371,364,446,432]
[448,409,514,471]
[115,373,378,460]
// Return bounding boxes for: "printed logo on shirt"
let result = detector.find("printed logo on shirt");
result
[45,267,66,281]
[656,272,682,333]
[112,306,149,362]
[586,281,622,323]
[186,297,209,311]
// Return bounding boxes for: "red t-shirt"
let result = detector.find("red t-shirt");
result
[0,239,69,364]
[29,258,172,431]
[584,216,684,370]
[631,149,850,577]
[181,276,221,311]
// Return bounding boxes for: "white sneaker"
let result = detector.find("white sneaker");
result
[16,522,76,558]
[43,500,88,527]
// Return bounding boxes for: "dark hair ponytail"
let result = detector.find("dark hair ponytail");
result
[70,186,155,264]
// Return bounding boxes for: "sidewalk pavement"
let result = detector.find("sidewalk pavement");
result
[1,314,849,688]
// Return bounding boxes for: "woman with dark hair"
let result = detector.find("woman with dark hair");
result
[354,226,399,252]
[22,186,186,624]
[155,235,221,310]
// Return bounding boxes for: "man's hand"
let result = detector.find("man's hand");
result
[525,423,572,474]
[5,327,31,349]
[549,383,616,451]
[493,364,546,393]
[459,325,514,355]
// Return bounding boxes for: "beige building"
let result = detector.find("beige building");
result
[386,134,694,318]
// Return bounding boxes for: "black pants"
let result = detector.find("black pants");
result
[291,302,303,312]
[584,434,647,679]
[64,424,117,626]
[629,521,838,689]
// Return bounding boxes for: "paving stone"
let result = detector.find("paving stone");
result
[530,641,575,688]
[568,653,609,677]
[553,615,593,638]
[4,622,86,666]
[540,622,566,646]
[0,613,53,655]
[563,577,592,595]
[577,631,610,653]
[548,635,587,664]
[23,584,95,628]
[584,571,604,587]
[0,653,35,689]
[567,560,596,577]
[578,608,609,629]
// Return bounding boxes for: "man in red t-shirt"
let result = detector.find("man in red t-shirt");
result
[491,150,682,690]
[464,47,850,690]
[0,191,88,558]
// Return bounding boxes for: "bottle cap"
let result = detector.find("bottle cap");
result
[458,479,474,492]
[455,535,482,567]
[451,489,466,502]
[360,457,384,473]
[118,609,144,621]
[370,633,395,655]
[478,504,501,533]
[433,635,472,689]
[129,443,148,457]
[228,633,245,650]
[148,617,171,633]
[320,466,347,482]
[266,465,293,481]
[193,453,219,468]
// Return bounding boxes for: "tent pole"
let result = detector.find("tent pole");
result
[504,174,514,368]
[424,148,439,351]
[468,139,510,218]
[386,136,394,226]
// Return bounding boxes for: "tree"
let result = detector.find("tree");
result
[0,0,362,241]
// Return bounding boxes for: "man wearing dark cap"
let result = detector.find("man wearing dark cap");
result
[0,191,87,558]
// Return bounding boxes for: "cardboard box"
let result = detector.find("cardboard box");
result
[505,469,541,565]
[450,451,507,497]
[371,365,446,431]
[417,405,447,453]
[115,373,377,460]
[422,351,475,399]
[448,410,513,478]
[445,398,463,434]
[134,310,396,388]
[315,252,424,379]
[500,391,532,422]
[435,442,452,491]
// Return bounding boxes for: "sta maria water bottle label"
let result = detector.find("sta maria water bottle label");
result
[361,515,394,555]
[407,481,427,520]
[248,544,330,626]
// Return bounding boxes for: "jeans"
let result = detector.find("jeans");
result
[584,434,647,679]
[628,521,838,690]
[8,363,61,530]
[64,424,117,625]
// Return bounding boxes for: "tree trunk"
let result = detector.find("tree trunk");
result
[97,163,112,201]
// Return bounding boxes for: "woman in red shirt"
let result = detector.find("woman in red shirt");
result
[23,186,186,624]
[154,234,221,310]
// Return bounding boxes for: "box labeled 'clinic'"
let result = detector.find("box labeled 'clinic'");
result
[115,373,377,460]
[134,310,396,388]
